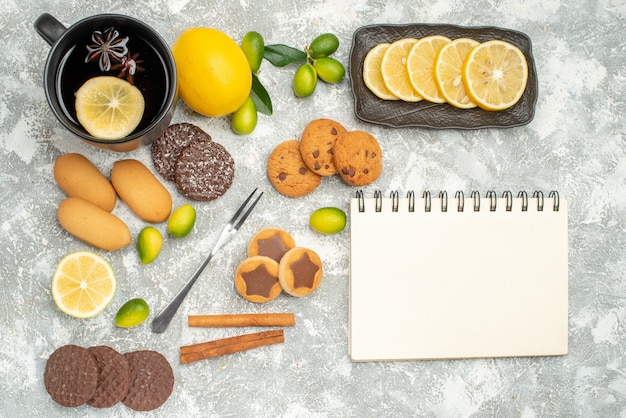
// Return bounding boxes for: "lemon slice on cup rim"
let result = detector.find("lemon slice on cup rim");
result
[75,75,145,140]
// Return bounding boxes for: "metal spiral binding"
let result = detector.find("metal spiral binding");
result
[407,191,415,212]
[486,190,497,211]
[455,191,465,212]
[439,191,448,212]
[391,191,399,212]
[549,191,560,211]
[503,191,513,211]
[533,191,544,211]
[518,191,528,211]
[374,190,382,212]
[355,190,560,212]
[471,191,480,211]
[356,190,365,212]
[423,191,431,212]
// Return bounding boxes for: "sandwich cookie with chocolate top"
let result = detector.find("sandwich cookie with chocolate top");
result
[278,247,323,297]
[235,256,283,303]
[247,228,296,263]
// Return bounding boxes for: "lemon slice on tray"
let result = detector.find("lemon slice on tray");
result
[434,38,480,109]
[406,35,451,103]
[51,251,117,318]
[462,40,528,111]
[75,76,145,140]
[362,43,398,101]
[380,38,422,102]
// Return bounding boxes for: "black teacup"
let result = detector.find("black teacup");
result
[35,13,178,152]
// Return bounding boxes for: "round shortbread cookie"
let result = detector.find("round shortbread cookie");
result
[333,130,383,186]
[174,138,235,201]
[87,345,130,408]
[151,123,212,181]
[278,247,323,297]
[235,256,282,303]
[122,350,174,412]
[299,118,347,176]
[247,228,296,263]
[267,140,321,197]
[44,344,99,407]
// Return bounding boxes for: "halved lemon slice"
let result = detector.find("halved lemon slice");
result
[434,38,480,108]
[75,76,145,140]
[406,35,451,103]
[462,40,528,111]
[380,38,422,102]
[51,251,117,318]
[362,43,398,100]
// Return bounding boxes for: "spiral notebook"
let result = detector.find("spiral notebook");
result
[349,190,569,361]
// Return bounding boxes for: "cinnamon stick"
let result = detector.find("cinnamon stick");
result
[188,313,295,328]
[180,330,284,364]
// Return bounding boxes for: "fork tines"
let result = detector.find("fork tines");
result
[231,188,264,231]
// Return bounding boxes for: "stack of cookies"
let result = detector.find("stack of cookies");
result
[267,118,383,197]
[151,123,235,201]
[235,228,323,302]
[44,344,174,411]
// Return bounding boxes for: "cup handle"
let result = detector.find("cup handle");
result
[34,13,68,46]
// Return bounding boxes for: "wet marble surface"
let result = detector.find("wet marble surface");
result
[1,0,625,416]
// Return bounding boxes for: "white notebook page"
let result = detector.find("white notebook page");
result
[349,193,569,361]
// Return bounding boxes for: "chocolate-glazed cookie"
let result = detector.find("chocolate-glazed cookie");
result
[333,130,383,186]
[122,350,174,412]
[151,123,212,181]
[44,344,99,407]
[87,345,130,408]
[174,138,235,201]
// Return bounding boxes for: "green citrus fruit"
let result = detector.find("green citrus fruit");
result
[308,33,339,58]
[314,57,345,84]
[309,207,347,234]
[115,298,150,328]
[231,96,258,135]
[293,63,317,97]
[167,204,196,238]
[137,226,162,264]
[241,31,265,73]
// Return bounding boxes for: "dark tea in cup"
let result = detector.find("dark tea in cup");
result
[35,13,177,151]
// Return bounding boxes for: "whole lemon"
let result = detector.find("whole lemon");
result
[172,28,252,117]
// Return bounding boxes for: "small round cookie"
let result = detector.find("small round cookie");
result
[151,123,212,181]
[87,345,130,408]
[123,350,174,412]
[247,228,296,263]
[333,130,383,186]
[235,256,282,303]
[267,140,321,197]
[174,138,235,201]
[299,118,347,176]
[44,344,99,407]
[278,247,323,297]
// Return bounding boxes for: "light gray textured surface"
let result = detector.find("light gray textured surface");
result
[1,0,625,417]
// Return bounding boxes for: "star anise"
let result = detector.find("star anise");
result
[85,27,129,71]
[111,52,145,85]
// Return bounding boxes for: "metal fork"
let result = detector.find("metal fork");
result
[151,188,263,334]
